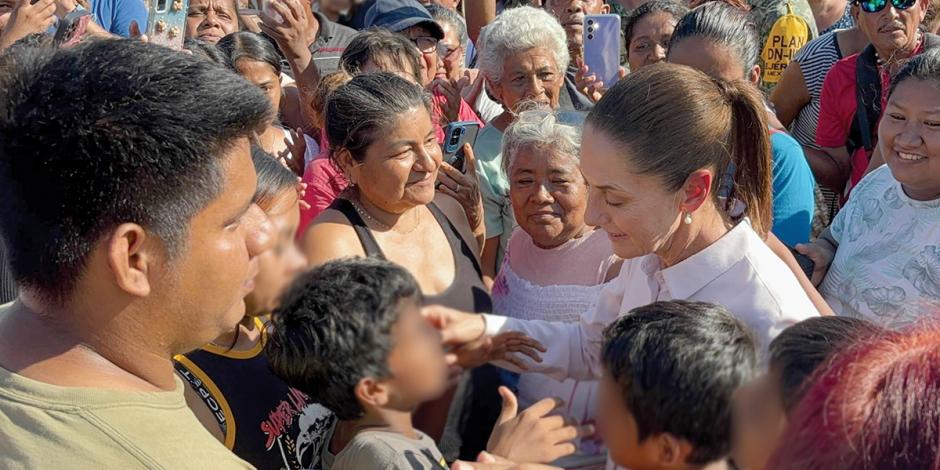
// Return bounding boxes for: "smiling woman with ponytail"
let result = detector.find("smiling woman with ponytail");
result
[433,65,823,425]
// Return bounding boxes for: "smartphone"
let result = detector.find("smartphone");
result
[583,14,622,87]
[442,121,480,173]
[53,9,91,48]
[147,0,189,50]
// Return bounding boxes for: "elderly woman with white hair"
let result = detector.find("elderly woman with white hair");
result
[473,5,571,284]
[493,109,618,467]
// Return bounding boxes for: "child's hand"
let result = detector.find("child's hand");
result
[795,241,836,287]
[447,331,545,370]
[485,387,593,464]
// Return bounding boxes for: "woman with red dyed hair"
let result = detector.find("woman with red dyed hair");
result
[767,323,940,469]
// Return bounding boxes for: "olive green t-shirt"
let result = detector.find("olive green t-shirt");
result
[0,362,255,469]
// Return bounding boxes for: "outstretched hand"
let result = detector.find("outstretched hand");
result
[423,305,545,369]
[486,387,592,464]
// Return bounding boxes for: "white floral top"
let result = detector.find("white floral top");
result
[821,165,940,329]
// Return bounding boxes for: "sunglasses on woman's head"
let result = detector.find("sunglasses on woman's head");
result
[855,0,917,14]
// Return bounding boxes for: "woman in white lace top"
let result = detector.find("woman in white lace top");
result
[491,109,620,467]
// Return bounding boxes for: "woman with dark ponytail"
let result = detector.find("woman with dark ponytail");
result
[666,1,817,248]
[434,68,821,466]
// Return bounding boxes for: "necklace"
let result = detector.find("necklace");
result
[350,198,421,235]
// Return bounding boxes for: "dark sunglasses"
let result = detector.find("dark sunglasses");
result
[855,0,916,14]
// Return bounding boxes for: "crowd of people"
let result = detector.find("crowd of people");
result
[0,0,938,469]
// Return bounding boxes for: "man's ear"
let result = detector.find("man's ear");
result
[355,377,392,410]
[601,3,611,13]
[106,223,155,297]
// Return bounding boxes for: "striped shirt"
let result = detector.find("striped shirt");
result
[790,32,842,150]
[0,240,15,305]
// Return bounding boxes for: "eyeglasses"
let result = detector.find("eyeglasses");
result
[411,36,439,54]
[437,42,462,61]
[855,0,916,14]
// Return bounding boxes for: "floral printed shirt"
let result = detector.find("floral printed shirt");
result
[821,165,940,329]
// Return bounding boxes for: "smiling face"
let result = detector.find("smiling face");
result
[508,145,589,248]
[345,106,442,213]
[580,125,687,260]
[857,0,928,57]
[628,11,678,71]
[186,0,239,44]
[879,78,940,200]
[489,48,564,112]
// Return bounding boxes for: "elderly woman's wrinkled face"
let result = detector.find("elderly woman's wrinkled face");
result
[879,78,940,201]
[186,0,238,43]
[491,48,564,112]
[438,21,464,82]
[509,145,588,249]
[580,125,686,260]
[857,0,928,56]
[628,12,678,71]
[345,105,442,213]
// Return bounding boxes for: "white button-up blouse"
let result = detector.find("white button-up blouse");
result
[482,220,821,381]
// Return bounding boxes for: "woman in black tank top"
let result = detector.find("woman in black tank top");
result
[175,150,334,470]
[302,74,516,461]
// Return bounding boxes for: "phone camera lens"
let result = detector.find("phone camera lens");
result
[587,34,594,40]
[587,19,594,25]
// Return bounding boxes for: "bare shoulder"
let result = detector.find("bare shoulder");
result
[302,208,367,266]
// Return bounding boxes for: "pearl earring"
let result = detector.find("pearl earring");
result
[683,212,693,225]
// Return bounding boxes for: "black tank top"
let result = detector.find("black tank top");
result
[329,198,493,314]
[174,318,337,470]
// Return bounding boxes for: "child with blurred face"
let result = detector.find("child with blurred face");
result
[731,316,880,470]
[598,301,757,470]
[266,257,451,469]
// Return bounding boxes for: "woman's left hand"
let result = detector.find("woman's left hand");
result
[575,64,627,103]
[437,143,484,236]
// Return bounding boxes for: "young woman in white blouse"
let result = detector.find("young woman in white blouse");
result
[432,64,821,384]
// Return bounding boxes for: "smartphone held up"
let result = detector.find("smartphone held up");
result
[147,0,188,50]
[442,121,480,173]
[583,14,621,87]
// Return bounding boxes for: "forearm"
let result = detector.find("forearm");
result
[483,314,601,381]
[804,146,850,192]
[765,233,834,316]
[465,0,495,43]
